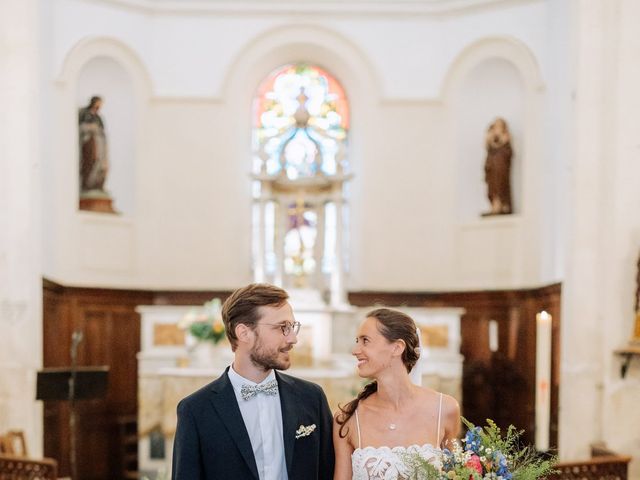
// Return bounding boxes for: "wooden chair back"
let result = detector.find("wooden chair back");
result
[0,431,27,457]
[0,454,57,480]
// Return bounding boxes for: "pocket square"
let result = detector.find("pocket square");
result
[295,424,316,439]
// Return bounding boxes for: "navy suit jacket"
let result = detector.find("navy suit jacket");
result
[171,368,335,479]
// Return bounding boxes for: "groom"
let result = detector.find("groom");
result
[171,283,335,479]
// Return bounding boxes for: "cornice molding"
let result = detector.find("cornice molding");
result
[79,0,540,17]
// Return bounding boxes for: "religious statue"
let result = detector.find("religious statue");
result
[483,118,513,215]
[78,96,115,212]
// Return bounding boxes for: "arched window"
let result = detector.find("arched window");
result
[251,64,350,303]
[252,64,349,178]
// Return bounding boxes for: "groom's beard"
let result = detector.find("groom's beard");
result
[249,332,292,371]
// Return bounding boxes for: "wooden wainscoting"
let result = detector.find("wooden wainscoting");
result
[349,283,561,448]
[43,280,560,477]
[551,456,631,480]
[43,280,153,479]
[42,280,232,479]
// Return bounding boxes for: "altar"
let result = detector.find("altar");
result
[136,301,464,476]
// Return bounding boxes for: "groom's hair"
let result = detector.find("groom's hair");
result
[222,283,289,351]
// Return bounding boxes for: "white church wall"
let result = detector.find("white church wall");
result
[45,0,555,293]
[542,0,573,285]
[560,0,640,475]
[597,1,640,476]
[0,0,44,457]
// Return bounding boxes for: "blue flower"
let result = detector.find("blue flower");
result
[464,427,483,454]
[441,448,456,471]
[493,451,512,480]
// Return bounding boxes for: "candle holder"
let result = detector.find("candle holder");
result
[614,342,640,378]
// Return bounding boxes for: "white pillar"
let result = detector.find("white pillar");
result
[274,200,286,286]
[330,191,346,306]
[314,201,326,292]
[0,0,44,456]
[254,192,266,283]
[559,0,611,462]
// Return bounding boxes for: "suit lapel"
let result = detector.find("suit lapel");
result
[208,370,260,480]
[277,371,300,474]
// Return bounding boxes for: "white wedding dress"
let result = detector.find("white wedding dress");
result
[351,393,443,480]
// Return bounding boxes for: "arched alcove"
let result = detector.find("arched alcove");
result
[442,36,543,222]
[454,58,525,220]
[77,56,136,214]
[45,38,151,284]
[441,36,545,287]
[56,37,151,219]
[221,24,380,291]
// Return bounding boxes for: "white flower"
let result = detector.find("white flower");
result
[295,424,316,439]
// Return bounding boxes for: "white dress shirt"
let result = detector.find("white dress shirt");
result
[228,365,288,480]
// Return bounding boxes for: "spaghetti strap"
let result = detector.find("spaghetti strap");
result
[355,409,362,449]
[436,392,443,447]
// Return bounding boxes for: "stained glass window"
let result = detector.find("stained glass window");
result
[252,64,349,286]
[252,64,349,178]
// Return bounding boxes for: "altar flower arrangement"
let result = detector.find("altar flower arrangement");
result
[178,298,226,345]
[406,418,556,480]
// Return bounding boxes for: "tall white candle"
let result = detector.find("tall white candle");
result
[535,311,552,451]
[488,320,499,352]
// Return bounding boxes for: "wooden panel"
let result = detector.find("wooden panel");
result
[42,280,152,480]
[349,283,561,449]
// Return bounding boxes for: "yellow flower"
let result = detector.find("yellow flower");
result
[213,321,224,334]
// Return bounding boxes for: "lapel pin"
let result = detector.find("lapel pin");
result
[295,424,316,439]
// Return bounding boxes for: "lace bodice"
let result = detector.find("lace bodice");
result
[350,392,444,480]
[351,443,441,480]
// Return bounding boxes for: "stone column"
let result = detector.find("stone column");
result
[0,0,43,455]
[273,199,286,286]
[314,201,326,292]
[253,183,267,283]
[330,190,346,306]
[559,0,611,462]
[597,2,640,477]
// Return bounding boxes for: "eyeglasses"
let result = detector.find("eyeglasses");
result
[258,321,301,336]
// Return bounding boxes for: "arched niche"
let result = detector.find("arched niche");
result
[222,24,380,174]
[220,24,379,286]
[454,57,524,220]
[57,37,151,218]
[443,36,544,222]
[76,56,136,214]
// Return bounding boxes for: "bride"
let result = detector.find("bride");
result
[333,308,460,480]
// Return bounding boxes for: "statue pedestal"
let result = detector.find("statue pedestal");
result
[79,191,116,213]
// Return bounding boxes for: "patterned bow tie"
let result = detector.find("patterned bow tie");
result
[240,379,278,401]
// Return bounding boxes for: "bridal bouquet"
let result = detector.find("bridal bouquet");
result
[407,419,556,480]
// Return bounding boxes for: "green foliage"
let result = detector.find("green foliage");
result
[188,321,225,344]
[405,418,557,480]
